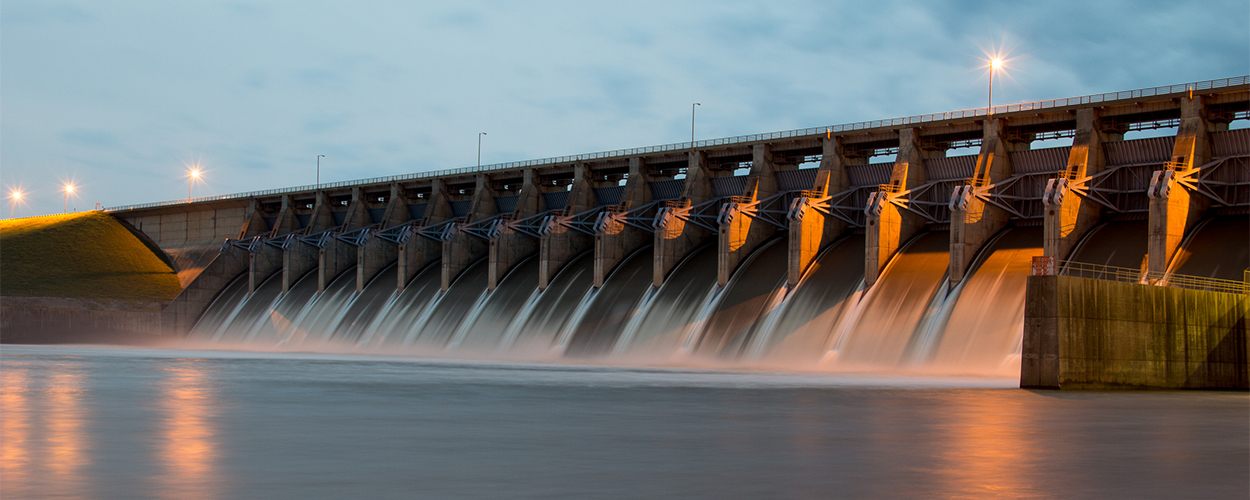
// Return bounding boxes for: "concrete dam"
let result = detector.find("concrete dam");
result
[100,77,1248,383]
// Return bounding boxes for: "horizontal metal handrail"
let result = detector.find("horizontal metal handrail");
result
[1058,260,1250,294]
[106,75,1249,212]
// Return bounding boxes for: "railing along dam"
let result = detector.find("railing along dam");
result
[113,77,1250,374]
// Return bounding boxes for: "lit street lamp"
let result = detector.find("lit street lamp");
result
[989,58,1002,112]
[189,168,201,201]
[478,132,487,168]
[8,189,22,218]
[63,184,75,213]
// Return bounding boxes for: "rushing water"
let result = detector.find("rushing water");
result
[180,217,1248,374]
[1,345,1246,499]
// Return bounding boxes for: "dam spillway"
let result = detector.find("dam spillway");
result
[107,77,1250,376]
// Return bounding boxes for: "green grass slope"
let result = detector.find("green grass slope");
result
[1,212,182,301]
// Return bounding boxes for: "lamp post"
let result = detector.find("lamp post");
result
[8,190,20,218]
[189,168,200,201]
[63,184,74,213]
[989,58,1002,112]
[478,132,487,168]
[317,154,325,187]
[690,103,701,148]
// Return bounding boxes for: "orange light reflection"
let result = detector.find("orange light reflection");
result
[0,368,31,492]
[157,362,220,500]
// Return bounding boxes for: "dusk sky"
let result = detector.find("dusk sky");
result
[3,1,1248,216]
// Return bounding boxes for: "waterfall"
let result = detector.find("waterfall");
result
[186,215,1245,375]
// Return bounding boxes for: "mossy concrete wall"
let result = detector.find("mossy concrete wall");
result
[1022,275,1248,390]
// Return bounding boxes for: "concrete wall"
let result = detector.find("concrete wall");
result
[118,204,250,287]
[1,296,168,344]
[1022,275,1248,390]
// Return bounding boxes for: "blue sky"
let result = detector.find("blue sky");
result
[3,0,1248,216]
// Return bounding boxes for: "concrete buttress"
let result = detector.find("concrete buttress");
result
[788,137,854,285]
[356,183,408,292]
[654,151,713,287]
[540,164,596,290]
[443,175,496,291]
[318,188,370,292]
[865,128,930,286]
[283,191,334,293]
[1148,95,1215,274]
[718,144,780,286]
[949,118,1019,284]
[1043,108,1115,261]
[594,158,652,287]
[398,179,450,291]
[244,199,282,293]
[489,169,544,290]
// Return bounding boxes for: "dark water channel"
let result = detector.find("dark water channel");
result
[1,345,1246,499]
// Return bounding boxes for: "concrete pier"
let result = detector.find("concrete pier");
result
[318,188,369,292]
[787,137,854,285]
[595,158,652,287]
[357,184,407,292]
[284,192,333,293]
[949,118,1020,284]
[655,151,713,287]
[489,170,543,290]
[443,175,496,290]
[718,144,780,286]
[1043,108,1117,261]
[541,164,596,289]
[865,128,931,286]
[243,199,282,293]
[399,179,450,291]
[1148,95,1220,274]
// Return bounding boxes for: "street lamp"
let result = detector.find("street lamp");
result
[989,58,1002,112]
[691,103,701,148]
[315,153,325,186]
[8,189,22,218]
[478,132,487,169]
[189,168,201,201]
[63,183,75,213]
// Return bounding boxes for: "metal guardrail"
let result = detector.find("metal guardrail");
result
[1056,260,1250,294]
[106,76,1249,212]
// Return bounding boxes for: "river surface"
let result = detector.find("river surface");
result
[1,344,1247,499]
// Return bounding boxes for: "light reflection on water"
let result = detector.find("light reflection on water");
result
[934,393,1033,499]
[157,361,219,499]
[0,345,1246,500]
[46,370,87,497]
[0,367,30,492]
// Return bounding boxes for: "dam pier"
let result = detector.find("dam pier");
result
[7,77,1249,388]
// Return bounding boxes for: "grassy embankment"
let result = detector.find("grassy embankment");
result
[0,212,182,301]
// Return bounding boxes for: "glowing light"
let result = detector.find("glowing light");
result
[10,190,21,200]
[991,58,1002,69]
[186,163,208,201]
[61,182,78,213]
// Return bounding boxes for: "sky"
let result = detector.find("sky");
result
[2,0,1248,216]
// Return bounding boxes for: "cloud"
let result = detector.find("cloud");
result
[59,129,120,149]
[1,1,92,25]
[2,0,1247,214]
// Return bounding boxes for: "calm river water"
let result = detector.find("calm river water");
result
[1,345,1246,499]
